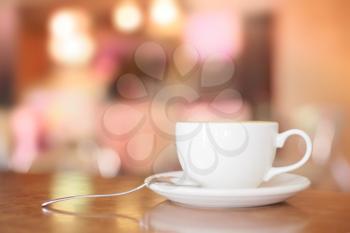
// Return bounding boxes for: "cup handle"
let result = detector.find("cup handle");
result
[263,129,312,181]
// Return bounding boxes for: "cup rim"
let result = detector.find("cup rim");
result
[176,121,278,125]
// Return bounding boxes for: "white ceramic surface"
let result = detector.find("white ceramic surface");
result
[176,121,312,189]
[146,171,310,208]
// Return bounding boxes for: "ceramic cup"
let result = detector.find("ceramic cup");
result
[175,121,312,189]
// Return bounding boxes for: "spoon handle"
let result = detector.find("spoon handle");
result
[41,182,148,208]
[41,175,197,208]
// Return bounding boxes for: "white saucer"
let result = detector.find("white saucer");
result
[145,171,310,208]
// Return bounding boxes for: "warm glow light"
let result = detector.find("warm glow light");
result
[48,9,90,39]
[48,35,95,66]
[113,1,142,32]
[150,0,179,26]
[48,8,95,66]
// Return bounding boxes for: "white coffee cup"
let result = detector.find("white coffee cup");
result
[175,121,312,189]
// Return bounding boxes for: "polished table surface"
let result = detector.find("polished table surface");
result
[0,172,350,233]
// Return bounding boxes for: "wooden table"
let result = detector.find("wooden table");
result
[0,172,350,233]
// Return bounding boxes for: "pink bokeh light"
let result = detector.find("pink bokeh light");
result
[184,11,242,59]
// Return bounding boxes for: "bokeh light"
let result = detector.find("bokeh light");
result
[48,8,90,39]
[184,11,242,58]
[112,1,142,33]
[47,8,96,66]
[48,35,95,66]
[150,0,179,26]
[97,148,121,178]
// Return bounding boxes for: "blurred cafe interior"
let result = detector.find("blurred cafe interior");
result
[0,0,350,192]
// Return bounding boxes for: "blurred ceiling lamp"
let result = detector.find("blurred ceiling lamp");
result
[48,35,95,67]
[48,8,90,39]
[112,1,142,33]
[148,0,182,37]
[150,0,179,26]
[184,11,242,58]
[47,8,95,66]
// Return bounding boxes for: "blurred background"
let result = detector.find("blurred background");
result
[0,0,349,191]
